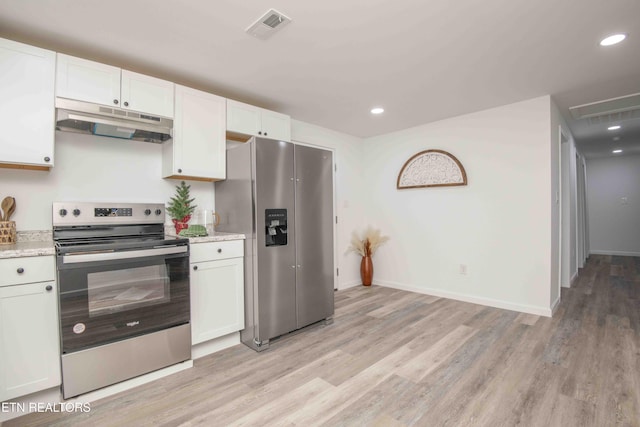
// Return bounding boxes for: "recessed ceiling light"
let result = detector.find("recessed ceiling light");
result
[608,125,621,131]
[612,149,623,154]
[370,107,384,115]
[600,34,627,46]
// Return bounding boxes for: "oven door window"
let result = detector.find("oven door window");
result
[87,265,170,317]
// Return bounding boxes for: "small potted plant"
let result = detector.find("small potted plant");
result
[347,226,389,286]
[167,181,197,234]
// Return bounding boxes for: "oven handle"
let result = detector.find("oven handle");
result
[62,245,188,264]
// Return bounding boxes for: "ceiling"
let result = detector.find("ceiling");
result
[1,0,639,158]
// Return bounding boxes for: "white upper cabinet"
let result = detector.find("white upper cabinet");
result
[227,100,261,136]
[261,109,291,142]
[120,70,174,118]
[227,99,291,142]
[0,38,55,169]
[55,54,120,107]
[56,53,174,118]
[162,85,226,181]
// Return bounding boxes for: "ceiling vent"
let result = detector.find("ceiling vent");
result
[246,9,292,40]
[569,93,640,124]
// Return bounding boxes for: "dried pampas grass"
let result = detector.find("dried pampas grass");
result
[347,226,390,256]
[348,231,366,256]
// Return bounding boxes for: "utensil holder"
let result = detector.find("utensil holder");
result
[0,221,16,245]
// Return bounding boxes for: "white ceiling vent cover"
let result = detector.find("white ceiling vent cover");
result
[246,9,292,40]
[569,92,640,121]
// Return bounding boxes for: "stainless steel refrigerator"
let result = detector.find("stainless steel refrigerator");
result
[215,137,334,351]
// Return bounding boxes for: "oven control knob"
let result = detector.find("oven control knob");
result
[155,209,162,216]
[59,208,68,217]
[73,209,81,217]
[144,209,151,216]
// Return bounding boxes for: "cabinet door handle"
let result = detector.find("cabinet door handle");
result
[258,131,262,135]
[124,101,129,107]
[193,265,198,271]
[46,285,53,291]
[178,168,183,173]
[44,156,51,163]
[16,267,24,274]
[217,248,222,253]
[264,132,268,136]
[113,99,119,105]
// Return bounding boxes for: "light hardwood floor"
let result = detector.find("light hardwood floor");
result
[6,255,640,426]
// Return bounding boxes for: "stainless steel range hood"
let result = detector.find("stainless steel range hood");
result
[56,98,172,143]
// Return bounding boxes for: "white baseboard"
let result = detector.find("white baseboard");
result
[551,295,561,316]
[375,279,552,317]
[192,332,240,359]
[338,280,361,290]
[570,271,579,286]
[562,271,578,289]
[590,250,640,257]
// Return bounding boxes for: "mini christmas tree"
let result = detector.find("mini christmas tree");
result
[167,181,197,233]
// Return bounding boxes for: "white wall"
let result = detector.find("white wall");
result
[586,153,640,256]
[291,119,364,289]
[0,131,215,230]
[362,96,555,316]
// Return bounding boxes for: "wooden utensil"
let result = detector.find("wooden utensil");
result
[5,197,16,221]
[0,197,12,221]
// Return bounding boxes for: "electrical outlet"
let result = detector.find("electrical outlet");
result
[459,264,468,275]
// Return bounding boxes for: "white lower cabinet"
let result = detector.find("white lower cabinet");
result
[190,240,244,345]
[0,256,60,402]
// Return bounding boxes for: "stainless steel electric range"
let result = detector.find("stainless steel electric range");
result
[53,202,191,398]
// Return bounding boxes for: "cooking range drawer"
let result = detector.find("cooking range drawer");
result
[190,240,243,263]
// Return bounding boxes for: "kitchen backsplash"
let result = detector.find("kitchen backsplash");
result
[0,131,216,231]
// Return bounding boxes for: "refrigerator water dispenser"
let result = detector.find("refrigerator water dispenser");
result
[265,208,288,246]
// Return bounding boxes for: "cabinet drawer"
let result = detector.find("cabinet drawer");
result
[190,240,243,263]
[0,256,55,287]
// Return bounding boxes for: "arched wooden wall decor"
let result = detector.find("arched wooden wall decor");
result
[397,149,467,189]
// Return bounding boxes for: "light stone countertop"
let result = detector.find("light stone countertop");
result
[0,239,55,259]
[0,228,245,259]
[165,230,246,243]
